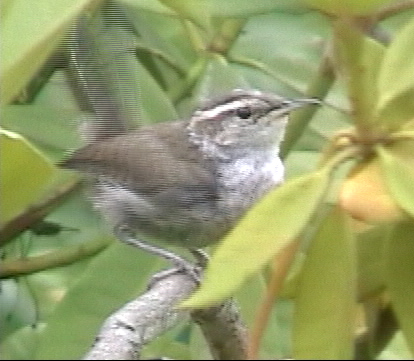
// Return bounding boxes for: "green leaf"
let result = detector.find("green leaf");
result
[1,102,81,153]
[122,0,306,19]
[377,145,414,218]
[0,0,100,104]
[122,10,192,72]
[182,169,330,308]
[194,55,250,100]
[334,20,385,125]
[293,206,356,360]
[1,324,45,360]
[0,279,38,339]
[377,16,414,120]
[211,0,303,17]
[79,18,178,126]
[356,225,389,299]
[0,129,56,224]
[385,220,414,355]
[375,89,414,130]
[119,0,175,16]
[304,0,392,15]
[159,0,212,33]
[34,242,165,359]
[135,60,179,123]
[378,331,413,360]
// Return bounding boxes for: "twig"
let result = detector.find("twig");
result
[0,179,81,246]
[0,237,110,278]
[376,0,414,21]
[247,241,300,360]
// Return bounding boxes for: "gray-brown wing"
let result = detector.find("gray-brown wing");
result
[60,121,218,204]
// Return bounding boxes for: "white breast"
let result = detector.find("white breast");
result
[217,148,284,217]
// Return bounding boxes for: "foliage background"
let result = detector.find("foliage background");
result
[2,0,414,359]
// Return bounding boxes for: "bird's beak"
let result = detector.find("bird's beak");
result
[266,98,321,118]
[262,97,321,125]
[284,97,321,111]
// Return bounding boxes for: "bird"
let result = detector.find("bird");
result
[60,89,319,260]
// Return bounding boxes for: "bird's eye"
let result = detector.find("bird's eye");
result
[236,106,252,119]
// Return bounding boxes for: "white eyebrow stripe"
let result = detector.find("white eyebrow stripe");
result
[201,100,245,118]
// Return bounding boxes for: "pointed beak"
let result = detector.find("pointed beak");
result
[266,97,321,119]
[282,97,321,111]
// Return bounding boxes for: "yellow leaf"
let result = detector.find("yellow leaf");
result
[182,169,330,308]
[304,0,391,16]
[377,17,414,116]
[0,129,56,224]
[1,0,97,104]
[293,206,356,359]
[385,221,414,355]
[377,144,414,219]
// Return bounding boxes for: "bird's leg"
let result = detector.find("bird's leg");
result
[189,248,210,268]
[114,225,202,285]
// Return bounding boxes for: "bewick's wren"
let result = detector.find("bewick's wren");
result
[60,89,318,253]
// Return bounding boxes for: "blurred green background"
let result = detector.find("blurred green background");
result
[2,0,414,359]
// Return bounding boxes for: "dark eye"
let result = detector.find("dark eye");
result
[236,106,252,119]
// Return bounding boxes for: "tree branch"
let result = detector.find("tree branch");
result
[376,0,414,21]
[192,298,248,360]
[0,179,81,246]
[0,237,110,278]
[83,269,248,360]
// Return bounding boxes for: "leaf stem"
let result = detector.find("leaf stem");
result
[247,240,300,360]
[318,143,360,171]
[181,19,205,54]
